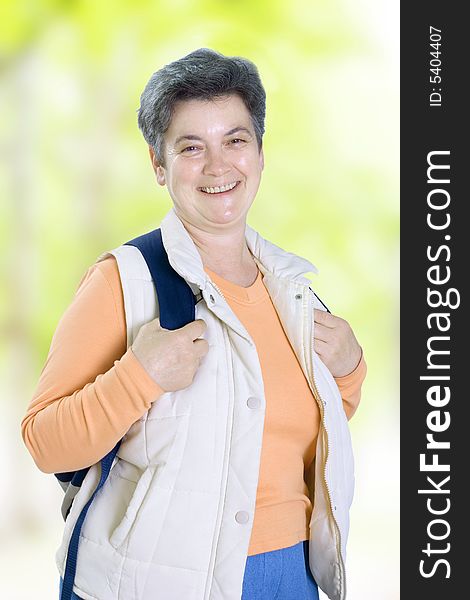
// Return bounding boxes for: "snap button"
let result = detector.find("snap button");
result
[247,397,261,409]
[209,294,215,304]
[235,511,250,524]
[295,293,302,300]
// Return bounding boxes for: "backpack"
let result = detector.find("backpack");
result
[57,227,198,600]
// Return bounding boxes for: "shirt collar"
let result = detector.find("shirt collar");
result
[160,207,318,290]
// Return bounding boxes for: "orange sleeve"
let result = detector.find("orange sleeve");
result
[21,256,164,474]
[334,350,367,420]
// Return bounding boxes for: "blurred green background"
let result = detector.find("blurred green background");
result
[1,1,399,598]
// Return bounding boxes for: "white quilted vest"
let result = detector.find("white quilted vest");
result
[55,208,355,600]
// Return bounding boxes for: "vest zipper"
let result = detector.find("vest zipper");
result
[202,279,235,600]
[210,280,227,302]
[305,286,346,598]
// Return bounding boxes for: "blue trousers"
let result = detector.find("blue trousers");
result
[60,540,319,600]
[241,540,319,600]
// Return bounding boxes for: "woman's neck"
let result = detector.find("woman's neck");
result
[180,218,258,285]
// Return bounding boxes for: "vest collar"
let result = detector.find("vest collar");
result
[160,207,318,290]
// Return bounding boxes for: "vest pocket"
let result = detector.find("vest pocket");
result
[109,464,159,549]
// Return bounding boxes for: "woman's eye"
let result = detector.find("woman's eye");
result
[181,140,245,153]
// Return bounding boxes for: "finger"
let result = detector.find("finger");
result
[314,309,336,328]
[181,319,207,340]
[313,322,332,343]
[193,338,209,358]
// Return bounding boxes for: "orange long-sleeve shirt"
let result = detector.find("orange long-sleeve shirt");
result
[21,255,366,556]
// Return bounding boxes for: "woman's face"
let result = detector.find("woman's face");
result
[150,94,264,232]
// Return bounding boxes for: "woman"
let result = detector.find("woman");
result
[22,48,366,600]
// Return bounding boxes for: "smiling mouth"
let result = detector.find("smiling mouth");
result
[198,181,241,194]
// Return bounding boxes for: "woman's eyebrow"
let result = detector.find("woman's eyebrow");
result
[173,126,253,146]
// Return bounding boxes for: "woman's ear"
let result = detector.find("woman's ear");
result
[148,145,166,186]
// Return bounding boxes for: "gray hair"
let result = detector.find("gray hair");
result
[137,48,266,168]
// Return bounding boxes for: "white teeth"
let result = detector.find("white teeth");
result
[201,181,238,193]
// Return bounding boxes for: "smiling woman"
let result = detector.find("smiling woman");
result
[21,47,367,600]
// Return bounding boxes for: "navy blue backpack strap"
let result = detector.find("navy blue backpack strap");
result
[60,441,121,600]
[60,227,196,599]
[55,468,90,521]
[55,469,88,489]
[124,227,196,329]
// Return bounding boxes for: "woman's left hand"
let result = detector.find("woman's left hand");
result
[313,309,362,378]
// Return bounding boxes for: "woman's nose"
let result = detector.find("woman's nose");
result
[203,149,231,177]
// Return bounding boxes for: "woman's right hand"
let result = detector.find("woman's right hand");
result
[131,318,209,392]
